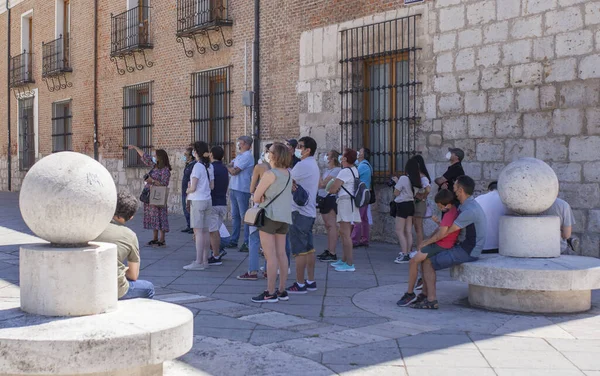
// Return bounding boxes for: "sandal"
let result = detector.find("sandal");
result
[411,299,439,310]
[147,240,159,246]
[156,241,166,247]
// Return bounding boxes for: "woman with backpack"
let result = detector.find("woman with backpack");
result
[326,149,361,272]
[392,158,422,264]
[183,141,215,271]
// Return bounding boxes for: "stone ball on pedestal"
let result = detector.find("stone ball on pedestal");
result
[497,157,559,215]
[19,151,117,245]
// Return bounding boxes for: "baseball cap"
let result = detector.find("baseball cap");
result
[448,147,465,161]
[286,139,298,148]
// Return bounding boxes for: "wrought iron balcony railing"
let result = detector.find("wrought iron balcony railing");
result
[9,51,34,87]
[177,0,232,36]
[111,6,152,56]
[42,34,72,77]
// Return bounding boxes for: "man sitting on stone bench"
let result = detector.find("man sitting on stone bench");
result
[542,197,579,255]
[408,175,486,309]
[95,191,155,300]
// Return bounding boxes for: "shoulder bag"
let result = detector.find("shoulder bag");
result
[244,174,291,227]
[139,168,154,204]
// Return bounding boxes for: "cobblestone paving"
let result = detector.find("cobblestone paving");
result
[1,192,599,375]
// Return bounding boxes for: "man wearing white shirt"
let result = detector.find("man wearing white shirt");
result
[286,137,321,294]
[475,181,506,253]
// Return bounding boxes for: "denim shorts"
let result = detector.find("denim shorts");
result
[429,245,477,271]
[290,211,315,256]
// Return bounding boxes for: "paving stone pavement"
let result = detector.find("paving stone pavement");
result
[1,191,600,375]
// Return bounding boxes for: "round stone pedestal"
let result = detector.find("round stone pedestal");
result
[499,216,561,258]
[468,285,590,314]
[0,299,193,376]
[20,242,117,316]
[451,255,600,313]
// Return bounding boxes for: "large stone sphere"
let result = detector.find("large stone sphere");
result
[19,152,117,245]
[498,157,559,215]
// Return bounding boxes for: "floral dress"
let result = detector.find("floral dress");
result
[142,153,170,232]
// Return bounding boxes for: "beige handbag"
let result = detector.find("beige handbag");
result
[149,186,169,207]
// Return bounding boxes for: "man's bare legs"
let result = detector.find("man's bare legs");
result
[408,252,427,293]
[422,259,437,302]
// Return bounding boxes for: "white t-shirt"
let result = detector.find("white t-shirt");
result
[319,167,341,197]
[336,167,359,198]
[475,190,507,250]
[187,163,214,201]
[394,175,415,203]
[417,176,431,194]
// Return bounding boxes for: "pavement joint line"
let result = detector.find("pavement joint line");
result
[543,337,586,374]
[466,331,499,376]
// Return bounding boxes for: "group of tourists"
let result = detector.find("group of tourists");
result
[95,139,578,309]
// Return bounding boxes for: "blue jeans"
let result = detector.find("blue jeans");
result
[248,229,261,272]
[182,193,190,228]
[221,190,251,247]
[120,279,155,300]
[290,211,315,256]
[429,245,477,271]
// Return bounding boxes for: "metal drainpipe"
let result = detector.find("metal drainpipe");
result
[93,0,99,160]
[252,0,260,162]
[6,0,11,191]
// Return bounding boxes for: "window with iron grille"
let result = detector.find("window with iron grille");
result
[18,97,35,171]
[339,15,421,183]
[52,100,72,152]
[123,82,153,167]
[191,67,232,157]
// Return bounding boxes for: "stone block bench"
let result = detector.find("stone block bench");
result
[450,254,600,314]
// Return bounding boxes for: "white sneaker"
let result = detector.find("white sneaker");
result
[409,251,417,259]
[183,261,206,271]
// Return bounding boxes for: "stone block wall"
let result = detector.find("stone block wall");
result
[298,0,600,257]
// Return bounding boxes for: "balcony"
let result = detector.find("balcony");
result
[111,5,153,56]
[9,51,34,88]
[176,0,233,57]
[177,0,232,36]
[42,34,72,77]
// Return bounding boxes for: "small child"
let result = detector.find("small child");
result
[396,189,460,307]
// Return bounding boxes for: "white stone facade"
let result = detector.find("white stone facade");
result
[298,0,600,256]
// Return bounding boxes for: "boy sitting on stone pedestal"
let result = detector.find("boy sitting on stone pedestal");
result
[95,191,155,300]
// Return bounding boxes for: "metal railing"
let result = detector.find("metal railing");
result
[177,0,231,35]
[42,34,71,77]
[111,6,152,55]
[9,51,34,87]
[339,15,422,183]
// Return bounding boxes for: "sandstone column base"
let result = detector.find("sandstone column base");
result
[20,242,117,317]
[499,216,561,258]
[468,285,591,314]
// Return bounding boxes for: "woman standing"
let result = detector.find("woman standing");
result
[393,158,422,264]
[181,146,196,234]
[327,149,361,272]
[411,155,432,250]
[238,143,272,281]
[184,141,214,271]
[316,150,341,263]
[251,143,293,303]
[128,145,171,247]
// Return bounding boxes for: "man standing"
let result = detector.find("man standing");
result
[208,146,229,265]
[95,192,155,300]
[475,181,506,253]
[411,176,486,309]
[286,139,301,168]
[351,147,373,247]
[286,137,320,294]
[435,148,465,193]
[221,136,255,252]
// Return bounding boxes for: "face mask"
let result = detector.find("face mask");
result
[323,155,329,163]
[338,155,343,163]
[236,141,241,151]
[192,151,197,159]
[445,152,452,160]
[180,155,187,162]
[264,152,271,164]
[357,151,361,158]
[152,156,157,164]
[294,149,303,159]
[260,152,265,162]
